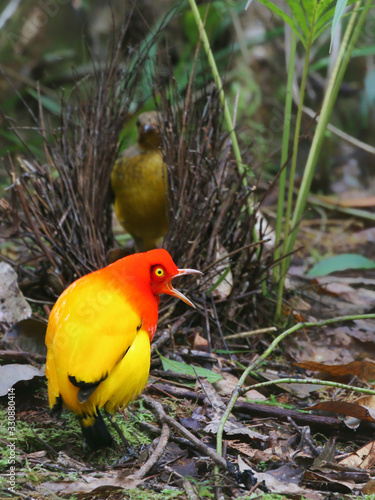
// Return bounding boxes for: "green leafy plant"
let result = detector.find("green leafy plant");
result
[308,253,375,277]
[259,0,375,319]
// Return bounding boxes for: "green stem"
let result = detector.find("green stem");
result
[244,377,375,397]
[273,28,297,285]
[188,0,245,184]
[275,7,317,321]
[215,312,375,465]
[189,0,267,294]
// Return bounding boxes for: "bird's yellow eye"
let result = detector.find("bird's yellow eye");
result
[154,267,164,278]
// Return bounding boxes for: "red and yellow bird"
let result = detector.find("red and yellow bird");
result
[45,249,200,450]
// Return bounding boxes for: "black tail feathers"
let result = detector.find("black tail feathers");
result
[81,410,113,451]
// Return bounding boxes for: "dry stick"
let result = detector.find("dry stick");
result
[148,383,346,429]
[210,296,232,360]
[9,156,58,270]
[287,417,319,457]
[225,326,277,340]
[200,240,268,275]
[31,428,58,457]
[248,482,262,496]
[3,489,35,500]
[132,422,170,480]
[302,104,375,155]
[107,414,131,448]
[0,350,46,364]
[37,82,53,165]
[164,414,228,471]
[139,421,193,449]
[163,466,199,500]
[142,395,228,471]
[151,314,189,353]
[149,383,341,429]
[203,292,212,353]
[182,478,200,500]
[215,312,375,474]
[130,402,170,481]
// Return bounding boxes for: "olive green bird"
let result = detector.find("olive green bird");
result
[111,112,169,251]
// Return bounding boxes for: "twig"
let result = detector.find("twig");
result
[248,481,262,496]
[3,490,36,500]
[225,326,277,340]
[163,465,200,500]
[148,383,342,429]
[131,397,170,480]
[210,296,231,359]
[0,350,46,364]
[164,414,228,471]
[142,395,228,471]
[9,156,58,270]
[31,428,58,457]
[182,478,200,500]
[133,422,170,480]
[200,240,268,275]
[287,417,319,457]
[202,292,212,353]
[302,105,375,155]
[151,314,190,353]
[139,421,193,449]
[106,412,131,448]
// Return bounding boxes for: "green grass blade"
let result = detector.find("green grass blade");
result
[273,27,297,285]
[330,0,350,52]
[159,354,223,383]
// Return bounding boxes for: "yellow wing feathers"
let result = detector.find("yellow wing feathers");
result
[45,276,150,421]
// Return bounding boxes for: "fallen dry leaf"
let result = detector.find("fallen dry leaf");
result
[41,474,142,495]
[213,371,265,400]
[204,238,233,300]
[4,318,47,356]
[295,360,375,382]
[313,281,375,314]
[187,330,209,352]
[315,193,375,208]
[304,469,355,493]
[306,401,375,423]
[0,262,31,325]
[238,457,321,499]
[259,369,323,397]
[204,416,267,442]
[339,441,375,469]
[0,364,45,397]
[362,479,375,494]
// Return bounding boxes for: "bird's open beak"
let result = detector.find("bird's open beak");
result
[144,122,157,134]
[167,268,202,309]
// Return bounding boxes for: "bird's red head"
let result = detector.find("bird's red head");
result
[105,249,201,338]
[146,249,201,308]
